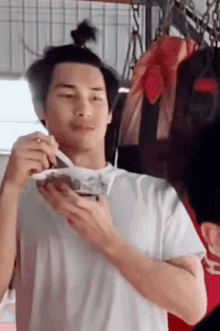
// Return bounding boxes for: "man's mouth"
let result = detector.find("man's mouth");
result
[71,125,94,132]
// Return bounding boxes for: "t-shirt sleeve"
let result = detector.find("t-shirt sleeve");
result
[161,185,206,261]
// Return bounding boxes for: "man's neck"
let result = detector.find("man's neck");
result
[57,148,107,170]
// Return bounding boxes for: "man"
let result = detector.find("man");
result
[0,21,207,331]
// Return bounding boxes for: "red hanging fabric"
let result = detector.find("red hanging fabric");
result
[119,36,197,145]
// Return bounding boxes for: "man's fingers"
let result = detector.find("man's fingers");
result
[61,201,81,220]
[97,195,109,209]
[38,183,84,217]
[38,183,60,203]
[60,184,90,208]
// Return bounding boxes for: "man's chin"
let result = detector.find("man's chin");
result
[59,139,93,152]
[55,132,101,151]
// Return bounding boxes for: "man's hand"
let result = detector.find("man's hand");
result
[37,180,117,250]
[3,132,58,192]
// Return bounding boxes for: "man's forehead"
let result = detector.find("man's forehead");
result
[51,62,105,87]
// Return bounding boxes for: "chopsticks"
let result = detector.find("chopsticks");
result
[55,150,74,168]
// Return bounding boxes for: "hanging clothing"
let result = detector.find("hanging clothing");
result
[119,36,197,146]
[117,36,197,179]
[14,163,205,331]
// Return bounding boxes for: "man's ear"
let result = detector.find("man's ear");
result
[201,222,220,249]
[107,111,112,124]
[33,100,47,124]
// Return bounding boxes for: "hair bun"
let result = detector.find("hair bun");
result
[70,20,97,46]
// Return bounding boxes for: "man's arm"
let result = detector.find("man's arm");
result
[100,235,207,326]
[0,182,20,302]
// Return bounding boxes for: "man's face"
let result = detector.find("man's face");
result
[44,62,112,152]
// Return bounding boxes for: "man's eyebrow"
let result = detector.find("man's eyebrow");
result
[55,83,75,89]
[54,83,104,91]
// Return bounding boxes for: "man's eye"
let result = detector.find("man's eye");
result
[59,94,74,98]
[93,96,103,101]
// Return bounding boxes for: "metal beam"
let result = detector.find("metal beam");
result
[145,0,153,50]
[172,5,202,40]
[174,0,218,40]
[153,0,204,44]
[77,0,146,4]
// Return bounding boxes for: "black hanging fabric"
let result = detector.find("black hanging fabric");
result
[117,98,168,177]
[139,98,160,144]
[168,47,220,187]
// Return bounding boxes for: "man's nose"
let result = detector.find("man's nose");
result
[75,99,92,118]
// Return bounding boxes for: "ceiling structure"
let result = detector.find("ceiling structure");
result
[0,0,219,79]
[0,0,147,77]
[0,0,220,152]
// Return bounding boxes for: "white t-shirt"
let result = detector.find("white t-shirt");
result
[14,163,206,331]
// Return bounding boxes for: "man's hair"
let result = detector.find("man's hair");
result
[171,121,220,225]
[25,20,119,126]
